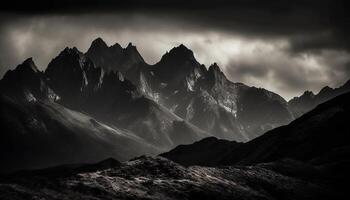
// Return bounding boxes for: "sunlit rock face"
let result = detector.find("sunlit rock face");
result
[108,42,293,141]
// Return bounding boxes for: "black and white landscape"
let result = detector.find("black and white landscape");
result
[0,0,349,199]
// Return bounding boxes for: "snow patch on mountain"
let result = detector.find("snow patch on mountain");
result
[24,91,37,102]
[140,72,160,102]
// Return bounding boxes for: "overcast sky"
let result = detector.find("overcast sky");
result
[0,0,349,100]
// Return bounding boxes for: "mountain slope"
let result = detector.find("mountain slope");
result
[1,91,348,199]
[0,59,161,172]
[162,91,350,167]
[45,47,209,149]
[89,41,292,141]
[0,58,59,102]
[0,95,159,173]
[288,79,350,117]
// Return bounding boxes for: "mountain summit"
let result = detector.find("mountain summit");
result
[86,38,145,74]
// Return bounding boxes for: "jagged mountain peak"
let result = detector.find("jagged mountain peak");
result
[111,42,123,50]
[60,46,84,58]
[177,43,189,50]
[126,42,134,49]
[21,57,35,67]
[123,42,144,61]
[171,44,193,56]
[208,62,221,72]
[2,58,40,81]
[160,44,197,64]
[85,39,144,73]
[318,85,333,95]
[89,37,109,50]
[47,47,88,72]
[343,79,350,88]
[88,38,125,53]
[302,90,315,97]
[289,90,315,105]
[92,37,107,46]
[205,62,227,86]
[0,57,58,102]
[208,62,224,76]
[17,57,39,73]
[289,79,350,118]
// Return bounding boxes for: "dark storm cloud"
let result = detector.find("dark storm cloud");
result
[2,0,348,46]
[0,0,349,99]
[1,0,348,55]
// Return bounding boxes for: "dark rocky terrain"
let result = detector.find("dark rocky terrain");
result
[0,156,338,200]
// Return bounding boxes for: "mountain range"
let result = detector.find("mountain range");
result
[288,80,350,117]
[0,37,349,173]
[1,79,349,200]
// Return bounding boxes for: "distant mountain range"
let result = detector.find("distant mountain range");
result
[288,80,350,117]
[162,91,350,168]
[0,37,349,172]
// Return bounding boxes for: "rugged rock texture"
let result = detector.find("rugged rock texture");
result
[288,79,350,117]
[85,38,145,75]
[45,47,209,149]
[121,43,293,141]
[162,91,350,168]
[0,58,58,102]
[0,156,338,200]
[0,50,209,172]
[0,38,349,199]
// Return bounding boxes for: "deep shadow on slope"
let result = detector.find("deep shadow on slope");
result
[162,91,350,166]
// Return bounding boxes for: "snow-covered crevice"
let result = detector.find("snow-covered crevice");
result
[24,91,37,102]
[186,78,195,92]
[139,72,160,103]
[117,71,124,82]
[95,69,105,91]
[185,67,203,92]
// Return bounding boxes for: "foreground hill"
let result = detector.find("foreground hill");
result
[0,156,338,200]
